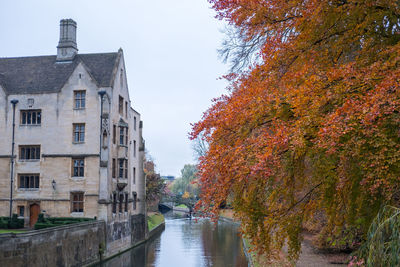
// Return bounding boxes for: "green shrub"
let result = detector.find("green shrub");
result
[8,214,24,229]
[34,223,57,230]
[0,218,9,229]
[37,213,45,223]
[34,216,94,230]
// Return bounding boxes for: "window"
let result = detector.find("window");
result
[118,159,128,179]
[71,192,84,212]
[18,174,39,189]
[133,167,136,184]
[126,128,128,145]
[74,90,86,109]
[133,192,137,210]
[72,158,84,177]
[119,194,124,213]
[134,117,137,131]
[18,206,25,217]
[125,101,128,118]
[19,145,40,160]
[119,127,125,145]
[125,193,129,212]
[113,124,116,144]
[112,158,116,178]
[119,96,124,115]
[21,110,41,125]
[73,123,85,143]
[133,140,136,157]
[112,193,117,214]
[119,127,128,146]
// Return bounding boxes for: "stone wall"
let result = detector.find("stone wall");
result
[105,218,131,257]
[0,220,106,267]
[131,214,146,245]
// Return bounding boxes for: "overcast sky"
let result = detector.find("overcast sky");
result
[0,0,229,177]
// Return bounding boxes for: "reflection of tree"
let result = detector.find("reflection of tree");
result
[200,220,248,267]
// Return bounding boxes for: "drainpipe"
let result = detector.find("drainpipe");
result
[98,91,106,164]
[9,99,18,218]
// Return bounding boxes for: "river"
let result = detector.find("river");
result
[99,211,249,267]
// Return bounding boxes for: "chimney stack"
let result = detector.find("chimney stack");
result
[57,19,78,61]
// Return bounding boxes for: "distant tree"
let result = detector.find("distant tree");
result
[144,152,165,206]
[170,164,199,198]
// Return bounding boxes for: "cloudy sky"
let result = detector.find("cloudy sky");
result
[0,0,229,177]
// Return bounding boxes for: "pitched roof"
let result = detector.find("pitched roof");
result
[0,52,119,95]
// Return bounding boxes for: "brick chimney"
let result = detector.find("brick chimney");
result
[56,19,78,61]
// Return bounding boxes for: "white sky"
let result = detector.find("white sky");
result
[0,0,229,177]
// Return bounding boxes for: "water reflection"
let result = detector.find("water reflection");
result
[100,211,248,267]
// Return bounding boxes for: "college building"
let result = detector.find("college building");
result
[0,18,146,241]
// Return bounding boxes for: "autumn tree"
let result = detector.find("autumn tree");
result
[191,0,400,262]
[144,153,165,210]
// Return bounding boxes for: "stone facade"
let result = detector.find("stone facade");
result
[0,18,146,245]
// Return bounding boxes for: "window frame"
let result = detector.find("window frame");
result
[118,159,128,179]
[119,127,125,145]
[70,192,84,213]
[20,110,41,126]
[18,206,25,217]
[73,123,85,143]
[18,174,40,190]
[119,96,124,115]
[72,158,85,177]
[73,90,86,109]
[19,145,40,161]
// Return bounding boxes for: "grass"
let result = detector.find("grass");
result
[147,213,165,231]
[176,204,188,209]
[0,229,27,234]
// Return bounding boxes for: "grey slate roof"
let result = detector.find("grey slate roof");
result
[0,52,119,94]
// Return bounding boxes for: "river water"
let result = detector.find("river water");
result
[100,211,249,267]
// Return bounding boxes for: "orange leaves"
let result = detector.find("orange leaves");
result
[193,0,400,260]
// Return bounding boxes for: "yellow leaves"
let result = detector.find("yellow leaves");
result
[182,191,190,199]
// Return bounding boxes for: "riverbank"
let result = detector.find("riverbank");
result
[219,209,348,266]
[147,212,165,231]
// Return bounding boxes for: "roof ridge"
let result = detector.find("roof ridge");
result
[0,55,56,60]
[0,51,119,60]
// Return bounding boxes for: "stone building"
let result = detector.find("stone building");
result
[0,19,146,248]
